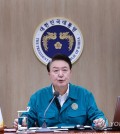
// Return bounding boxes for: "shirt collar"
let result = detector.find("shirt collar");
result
[52,84,69,97]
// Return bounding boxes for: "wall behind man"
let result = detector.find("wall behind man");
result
[0,0,120,126]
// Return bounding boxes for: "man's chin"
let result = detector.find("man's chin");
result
[57,83,67,88]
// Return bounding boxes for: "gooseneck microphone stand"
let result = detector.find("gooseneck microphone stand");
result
[36,91,59,132]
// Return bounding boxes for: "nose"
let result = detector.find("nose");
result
[58,70,63,77]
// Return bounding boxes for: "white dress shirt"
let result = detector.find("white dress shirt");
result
[52,84,69,107]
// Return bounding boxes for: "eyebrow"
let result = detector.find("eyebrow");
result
[52,66,68,69]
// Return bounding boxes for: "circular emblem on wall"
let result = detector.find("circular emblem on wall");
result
[33,17,84,65]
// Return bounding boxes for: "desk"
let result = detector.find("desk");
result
[1,130,120,134]
[1,127,120,134]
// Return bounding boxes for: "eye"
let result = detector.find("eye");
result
[53,70,59,73]
[62,69,68,72]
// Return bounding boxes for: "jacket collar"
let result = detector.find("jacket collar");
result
[68,83,78,100]
[47,85,54,101]
[47,83,78,101]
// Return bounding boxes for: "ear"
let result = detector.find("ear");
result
[70,69,72,74]
[48,72,50,76]
[70,69,72,78]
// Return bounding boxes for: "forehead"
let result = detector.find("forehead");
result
[50,60,69,68]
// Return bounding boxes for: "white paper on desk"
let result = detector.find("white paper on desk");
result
[84,125,92,128]
[4,128,16,132]
[29,127,39,130]
[61,126,75,129]
[54,128,68,131]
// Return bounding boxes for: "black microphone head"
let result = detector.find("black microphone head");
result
[54,91,59,97]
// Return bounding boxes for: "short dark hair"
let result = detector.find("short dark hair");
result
[47,54,72,72]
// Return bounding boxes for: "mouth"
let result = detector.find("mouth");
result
[58,80,64,82]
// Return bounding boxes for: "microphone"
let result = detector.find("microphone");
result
[36,91,59,132]
[43,91,59,127]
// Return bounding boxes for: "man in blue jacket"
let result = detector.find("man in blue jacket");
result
[14,54,107,129]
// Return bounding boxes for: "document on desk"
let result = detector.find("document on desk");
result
[28,125,94,133]
[34,126,69,133]
[61,125,93,130]
[4,128,16,132]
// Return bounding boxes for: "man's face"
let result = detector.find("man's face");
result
[48,60,72,89]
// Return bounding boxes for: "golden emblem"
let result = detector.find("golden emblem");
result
[42,32,57,51]
[59,32,74,51]
[54,42,62,49]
